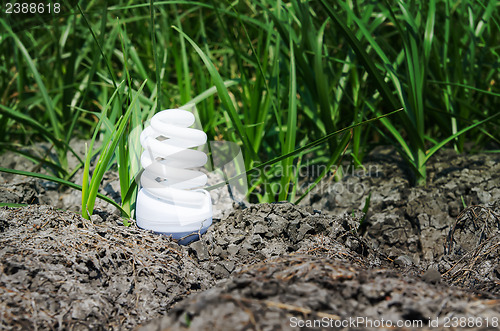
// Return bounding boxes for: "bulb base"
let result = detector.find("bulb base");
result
[136,188,212,245]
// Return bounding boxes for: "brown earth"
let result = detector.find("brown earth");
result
[1,146,499,330]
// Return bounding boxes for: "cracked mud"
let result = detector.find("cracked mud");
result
[1,146,499,330]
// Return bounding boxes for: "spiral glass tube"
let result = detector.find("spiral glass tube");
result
[135,109,212,243]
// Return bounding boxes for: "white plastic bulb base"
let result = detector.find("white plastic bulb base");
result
[136,187,212,245]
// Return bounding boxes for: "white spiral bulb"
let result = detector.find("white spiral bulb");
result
[135,109,212,243]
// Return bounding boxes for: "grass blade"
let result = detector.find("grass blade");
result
[172,25,259,161]
[206,108,402,191]
[83,80,147,219]
[0,20,62,142]
[279,37,297,201]
[425,112,500,163]
[81,80,127,219]
[0,167,127,215]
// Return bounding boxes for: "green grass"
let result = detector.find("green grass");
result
[0,0,498,217]
[320,0,499,185]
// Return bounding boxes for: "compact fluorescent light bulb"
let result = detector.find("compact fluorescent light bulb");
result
[135,109,212,244]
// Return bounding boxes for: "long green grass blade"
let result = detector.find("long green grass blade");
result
[318,0,400,110]
[206,108,402,191]
[150,0,162,111]
[0,20,61,142]
[0,104,63,149]
[294,131,351,205]
[279,38,297,201]
[0,203,28,208]
[81,80,127,219]
[84,80,147,219]
[425,112,500,163]
[78,2,119,91]
[182,80,239,106]
[0,167,127,215]
[172,25,259,161]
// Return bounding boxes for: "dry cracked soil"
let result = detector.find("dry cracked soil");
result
[0,145,499,330]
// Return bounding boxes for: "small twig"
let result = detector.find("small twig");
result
[219,294,342,320]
